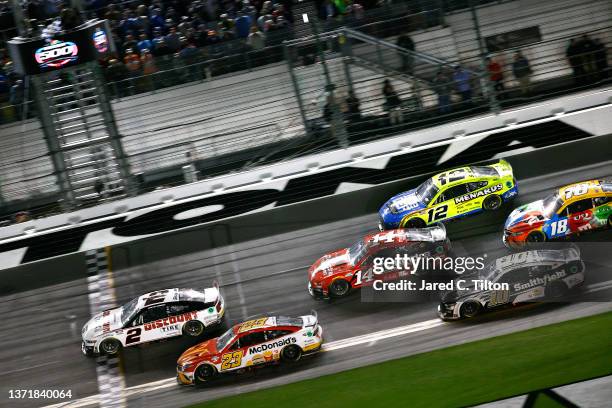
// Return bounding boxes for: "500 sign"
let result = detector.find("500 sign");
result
[34,40,79,69]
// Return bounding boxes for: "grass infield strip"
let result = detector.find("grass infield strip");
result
[187,312,612,408]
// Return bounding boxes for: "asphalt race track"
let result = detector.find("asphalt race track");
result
[1,160,611,408]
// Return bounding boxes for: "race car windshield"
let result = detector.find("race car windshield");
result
[120,297,139,325]
[542,193,563,217]
[348,240,369,265]
[216,327,235,350]
[416,178,439,204]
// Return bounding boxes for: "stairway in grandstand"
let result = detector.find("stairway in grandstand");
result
[36,68,128,202]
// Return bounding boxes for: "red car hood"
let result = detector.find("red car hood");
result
[309,248,352,280]
[178,339,218,365]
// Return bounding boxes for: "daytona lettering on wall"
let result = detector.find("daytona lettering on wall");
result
[0,121,594,267]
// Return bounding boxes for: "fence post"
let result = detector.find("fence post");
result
[340,29,355,95]
[283,43,309,136]
[468,0,499,112]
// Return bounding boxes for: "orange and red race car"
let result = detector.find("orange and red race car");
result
[307,225,451,299]
[503,179,612,248]
[176,313,323,385]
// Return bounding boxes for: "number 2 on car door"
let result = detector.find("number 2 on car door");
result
[427,205,448,223]
[221,351,243,370]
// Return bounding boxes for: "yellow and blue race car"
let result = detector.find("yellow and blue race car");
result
[378,160,517,230]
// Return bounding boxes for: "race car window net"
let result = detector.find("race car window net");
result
[216,327,235,350]
[348,240,369,265]
[542,193,563,218]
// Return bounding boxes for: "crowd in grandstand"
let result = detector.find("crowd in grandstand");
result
[0,1,610,125]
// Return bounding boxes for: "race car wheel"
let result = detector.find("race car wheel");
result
[281,345,303,363]
[99,338,121,355]
[329,279,351,298]
[483,195,502,211]
[183,320,205,337]
[526,231,546,243]
[545,281,568,299]
[405,218,426,228]
[459,301,481,318]
[194,364,217,384]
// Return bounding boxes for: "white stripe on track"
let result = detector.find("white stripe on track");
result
[43,317,444,408]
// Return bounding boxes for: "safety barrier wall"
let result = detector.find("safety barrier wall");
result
[0,86,611,271]
[0,129,610,294]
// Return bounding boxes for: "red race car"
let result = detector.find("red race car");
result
[308,225,451,299]
[176,313,323,385]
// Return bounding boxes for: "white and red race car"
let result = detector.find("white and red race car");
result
[81,287,225,356]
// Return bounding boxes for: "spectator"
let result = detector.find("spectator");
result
[14,211,31,223]
[94,179,105,198]
[567,39,584,84]
[59,5,81,30]
[258,1,273,30]
[382,79,403,125]
[593,39,609,80]
[247,26,266,50]
[452,65,472,103]
[106,58,129,97]
[397,32,415,74]
[512,52,532,96]
[137,33,153,54]
[345,90,361,121]
[165,27,182,53]
[432,71,452,114]
[149,9,166,34]
[124,48,142,79]
[235,11,252,39]
[123,34,138,56]
[487,57,505,96]
[152,29,171,56]
[141,49,158,90]
[576,34,597,83]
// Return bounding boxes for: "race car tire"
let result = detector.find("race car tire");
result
[183,320,205,337]
[329,279,351,298]
[99,338,121,355]
[482,195,502,211]
[526,231,546,243]
[459,301,481,318]
[545,281,568,299]
[194,364,217,384]
[281,345,303,363]
[404,218,426,228]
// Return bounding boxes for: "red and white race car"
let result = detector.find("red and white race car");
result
[81,287,225,356]
[308,225,451,299]
[176,313,323,385]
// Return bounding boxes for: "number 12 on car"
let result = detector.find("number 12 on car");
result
[427,205,448,223]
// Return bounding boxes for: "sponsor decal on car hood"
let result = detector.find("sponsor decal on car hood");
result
[310,249,351,279]
[82,308,122,339]
[505,199,545,229]
[384,189,425,214]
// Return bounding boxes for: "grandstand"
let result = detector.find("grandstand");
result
[0,0,610,223]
